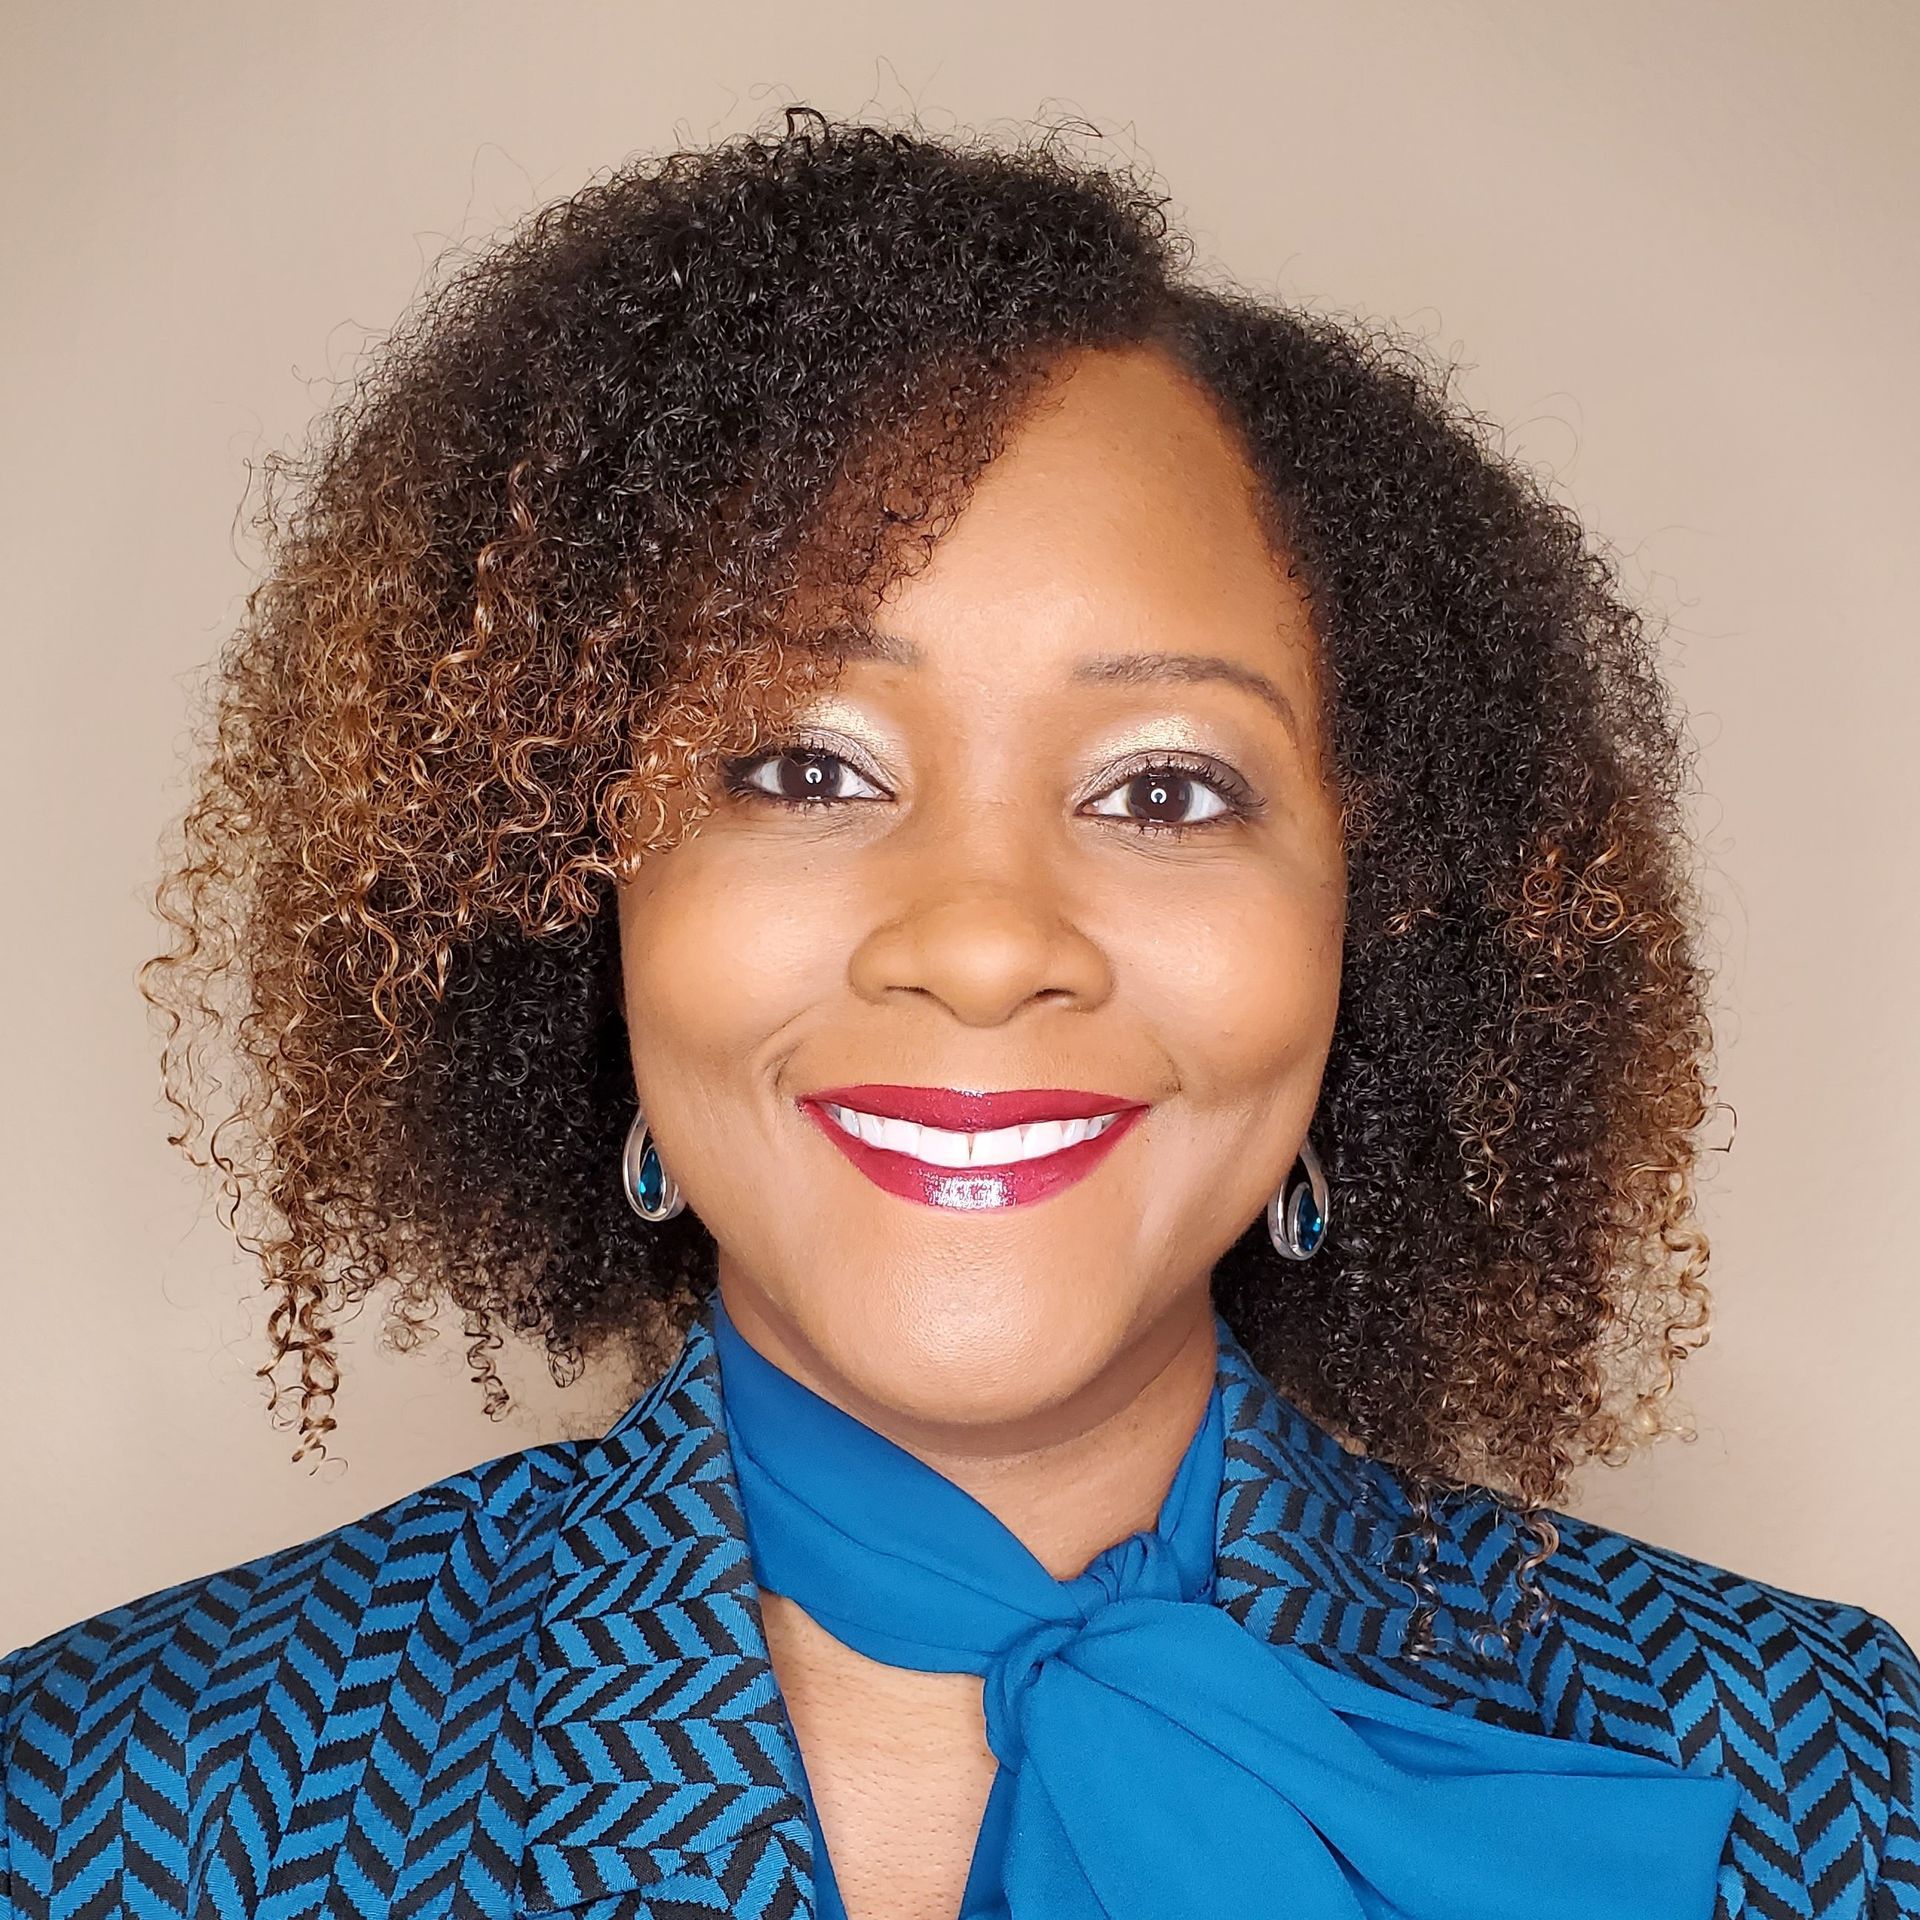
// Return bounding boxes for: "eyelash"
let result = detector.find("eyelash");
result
[719,739,1262,839]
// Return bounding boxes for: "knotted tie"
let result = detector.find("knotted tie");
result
[711,1293,1739,1920]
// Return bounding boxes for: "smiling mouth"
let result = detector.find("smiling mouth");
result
[817,1102,1125,1168]
[797,1086,1148,1210]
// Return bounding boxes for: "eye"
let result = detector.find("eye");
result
[722,746,886,808]
[1082,756,1255,835]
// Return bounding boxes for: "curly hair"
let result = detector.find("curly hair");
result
[143,109,1718,1635]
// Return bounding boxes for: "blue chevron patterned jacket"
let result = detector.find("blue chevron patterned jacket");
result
[4,1293,1917,1920]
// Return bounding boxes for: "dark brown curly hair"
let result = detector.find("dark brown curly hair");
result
[142,110,1719,1629]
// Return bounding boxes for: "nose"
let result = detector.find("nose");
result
[845,815,1113,1027]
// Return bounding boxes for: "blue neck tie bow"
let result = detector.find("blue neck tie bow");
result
[711,1293,1739,1920]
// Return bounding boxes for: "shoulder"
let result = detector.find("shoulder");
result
[1523,1504,1920,1913]
[3,1431,591,1690]
[0,1429,593,1881]
[1535,1498,1918,1705]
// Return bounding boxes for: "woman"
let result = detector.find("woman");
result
[2,111,1914,1920]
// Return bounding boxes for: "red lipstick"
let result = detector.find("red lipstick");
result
[797,1084,1149,1212]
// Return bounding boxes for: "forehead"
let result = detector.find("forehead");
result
[921,342,1280,578]
[858,344,1314,693]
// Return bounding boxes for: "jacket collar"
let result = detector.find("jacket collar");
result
[515,1287,1547,1916]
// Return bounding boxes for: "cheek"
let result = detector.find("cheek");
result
[1116,860,1344,1095]
[617,838,845,1083]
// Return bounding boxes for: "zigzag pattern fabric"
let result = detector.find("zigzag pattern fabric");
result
[5,1293,1917,1919]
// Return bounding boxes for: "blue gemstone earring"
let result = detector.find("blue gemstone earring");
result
[1267,1136,1329,1260]
[622,1104,686,1223]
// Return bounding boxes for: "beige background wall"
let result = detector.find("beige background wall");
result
[3,0,1915,1652]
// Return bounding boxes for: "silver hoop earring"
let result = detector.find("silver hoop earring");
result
[622,1105,686,1223]
[1267,1136,1329,1261]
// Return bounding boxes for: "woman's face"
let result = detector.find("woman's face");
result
[616,344,1346,1438]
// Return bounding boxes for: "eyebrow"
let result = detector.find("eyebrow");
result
[1070,651,1301,740]
[828,629,1302,739]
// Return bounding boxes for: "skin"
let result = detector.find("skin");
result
[614,342,1347,1916]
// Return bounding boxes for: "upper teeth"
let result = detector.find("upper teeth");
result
[821,1104,1123,1169]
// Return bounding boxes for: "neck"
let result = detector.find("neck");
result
[712,1271,1220,1579]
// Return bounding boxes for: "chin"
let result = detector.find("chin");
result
[793,1267,1158,1438]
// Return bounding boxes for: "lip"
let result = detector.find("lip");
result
[803,1085,1144,1128]
[797,1085,1150,1212]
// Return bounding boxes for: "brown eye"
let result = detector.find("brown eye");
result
[768,752,840,801]
[725,747,885,806]
[1085,766,1234,830]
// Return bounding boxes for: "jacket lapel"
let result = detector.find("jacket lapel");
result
[1211,1328,1561,1722]
[1213,1337,1704,1769]
[515,1307,811,1915]
[515,1292,1571,1917]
